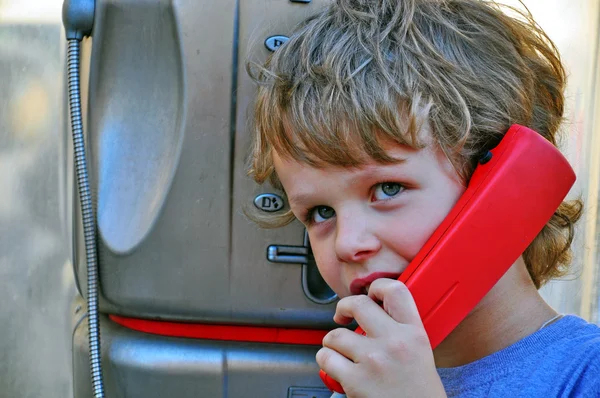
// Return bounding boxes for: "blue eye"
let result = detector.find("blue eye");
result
[373,182,404,201]
[311,206,335,223]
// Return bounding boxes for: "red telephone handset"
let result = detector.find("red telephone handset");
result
[319,124,576,394]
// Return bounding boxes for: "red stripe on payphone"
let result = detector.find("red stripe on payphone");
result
[109,315,329,345]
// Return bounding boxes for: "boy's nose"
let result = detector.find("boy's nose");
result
[334,213,381,264]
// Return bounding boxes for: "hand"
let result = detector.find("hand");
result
[316,279,447,398]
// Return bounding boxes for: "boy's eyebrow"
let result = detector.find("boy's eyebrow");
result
[287,192,315,208]
[359,156,408,170]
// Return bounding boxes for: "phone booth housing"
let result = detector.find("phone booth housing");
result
[68,1,340,396]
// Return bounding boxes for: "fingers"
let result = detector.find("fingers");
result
[316,328,373,388]
[322,327,368,362]
[334,294,394,337]
[368,279,423,327]
[315,346,354,386]
[318,279,433,395]
[334,279,423,338]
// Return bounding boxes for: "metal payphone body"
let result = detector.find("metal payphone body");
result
[69,1,338,396]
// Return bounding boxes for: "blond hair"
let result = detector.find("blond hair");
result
[247,0,583,288]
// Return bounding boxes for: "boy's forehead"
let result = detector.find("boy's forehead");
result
[275,115,432,167]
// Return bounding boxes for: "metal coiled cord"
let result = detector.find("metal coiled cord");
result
[67,38,105,398]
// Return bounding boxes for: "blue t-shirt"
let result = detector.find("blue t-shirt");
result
[332,315,600,397]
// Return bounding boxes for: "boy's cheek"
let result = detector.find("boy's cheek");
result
[312,249,348,297]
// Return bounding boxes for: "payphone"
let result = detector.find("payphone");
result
[63,0,338,396]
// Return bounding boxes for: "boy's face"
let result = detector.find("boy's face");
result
[273,138,466,298]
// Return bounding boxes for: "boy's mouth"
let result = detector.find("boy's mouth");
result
[349,272,402,295]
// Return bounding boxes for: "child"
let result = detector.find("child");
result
[247,0,600,397]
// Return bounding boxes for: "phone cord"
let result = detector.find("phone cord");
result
[67,38,105,398]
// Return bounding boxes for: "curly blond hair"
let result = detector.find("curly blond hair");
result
[247,0,583,288]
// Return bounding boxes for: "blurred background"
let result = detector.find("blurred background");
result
[0,0,598,397]
[1,1,76,398]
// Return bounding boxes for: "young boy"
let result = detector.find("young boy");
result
[248,0,600,397]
